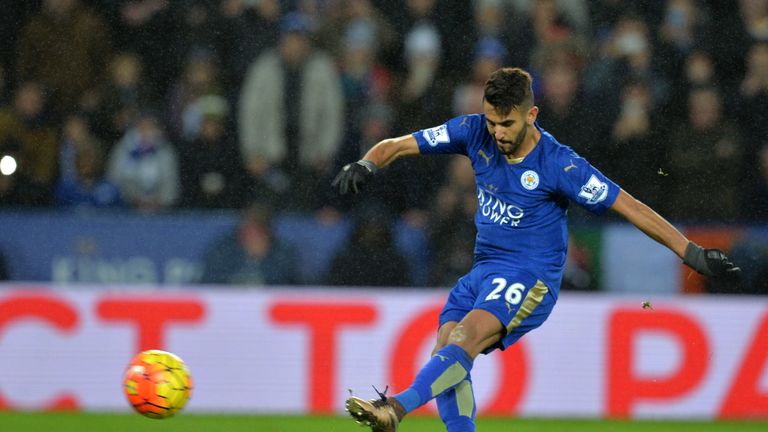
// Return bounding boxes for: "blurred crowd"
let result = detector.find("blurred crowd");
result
[0,0,767,290]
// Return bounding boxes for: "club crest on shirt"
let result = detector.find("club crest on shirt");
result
[520,170,539,190]
[579,174,608,204]
[422,124,450,147]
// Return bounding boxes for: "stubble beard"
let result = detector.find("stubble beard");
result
[498,123,529,156]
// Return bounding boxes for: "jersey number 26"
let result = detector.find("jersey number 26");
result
[485,278,525,305]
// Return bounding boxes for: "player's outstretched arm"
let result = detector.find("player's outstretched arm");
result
[331,134,420,195]
[609,189,740,278]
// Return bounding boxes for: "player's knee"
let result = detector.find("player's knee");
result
[448,322,493,357]
[448,324,470,344]
[434,323,457,355]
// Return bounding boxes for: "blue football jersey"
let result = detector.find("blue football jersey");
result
[413,114,620,297]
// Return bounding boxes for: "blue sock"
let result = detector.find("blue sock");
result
[437,374,476,432]
[393,344,474,414]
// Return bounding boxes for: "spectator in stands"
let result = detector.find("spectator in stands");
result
[599,79,664,208]
[527,0,582,44]
[588,0,634,36]
[739,0,768,43]
[331,7,395,179]
[741,40,768,94]
[16,0,112,113]
[292,0,328,25]
[200,202,300,286]
[335,4,394,121]
[583,13,671,124]
[0,81,57,206]
[534,61,594,160]
[59,113,97,182]
[509,0,591,37]
[325,207,413,287]
[474,0,508,40]
[474,0,533,69]
[655,0,710,79]
[219,0,282,93]
[393,5,448,133]
[54,127,122,209]
[316,0,398,67]
[179,94,245,209]
[708,0,768,91]
[738,41,768,150]
[427,156,476,287]
[664,86,745,222]
[90,52,155,147]
[411,0,475,81]
[165,49,224,142]
[238,12,343,211]
[167,0,227,77]
[387,4,453,215]
[106,0,174,99]
[738,42,768,220]
[107,110,180,212]
[667,49,719,121]
[452,37,506,116]
[503,0,582,73]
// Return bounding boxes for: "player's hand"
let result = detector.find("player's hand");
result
[331,160,377,194]
[683,241,741,278]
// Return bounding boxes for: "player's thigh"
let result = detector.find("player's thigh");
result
[451,309,505,357]
[473,268,550,342]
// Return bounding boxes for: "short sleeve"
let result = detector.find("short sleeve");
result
[412,115,479,156]
[555,147,620,215]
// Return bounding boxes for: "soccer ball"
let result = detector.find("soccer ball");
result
[123,349,193,419]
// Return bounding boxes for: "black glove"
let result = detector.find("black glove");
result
[331,160,377,194]
[683,241,741,278]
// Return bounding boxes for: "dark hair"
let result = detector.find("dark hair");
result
[483,67,534,116]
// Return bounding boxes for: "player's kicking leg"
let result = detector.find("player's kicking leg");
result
[346,310,502,432]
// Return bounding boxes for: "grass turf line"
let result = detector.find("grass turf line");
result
[0,413,766,432]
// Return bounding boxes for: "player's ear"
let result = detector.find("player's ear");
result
[527,105,539,125]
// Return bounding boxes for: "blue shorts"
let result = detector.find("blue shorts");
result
[439,264,556,353]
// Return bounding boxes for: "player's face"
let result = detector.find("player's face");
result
[483,100,536,157]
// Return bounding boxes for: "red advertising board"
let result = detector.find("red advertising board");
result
[0,287,765,419]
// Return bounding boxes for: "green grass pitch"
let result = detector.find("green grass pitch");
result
[1,413,767,432]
